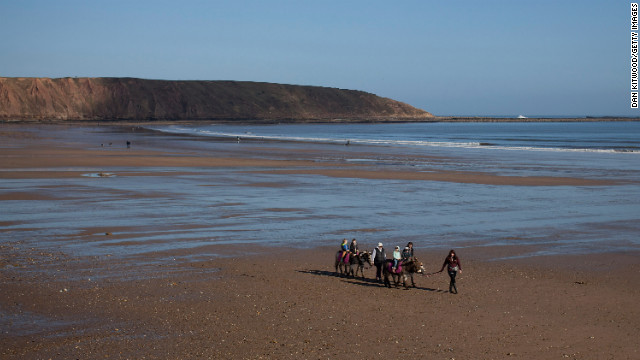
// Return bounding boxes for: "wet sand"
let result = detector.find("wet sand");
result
[0,124,619,186]
[0,145,617,186]
[2,244,639,359]
[1,124,639,359]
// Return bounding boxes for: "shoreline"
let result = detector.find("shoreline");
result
[2,116,640,125]
[1,124,639,358]
[0,124,628,187]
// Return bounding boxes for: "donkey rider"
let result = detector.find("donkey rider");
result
[349,238,359,255]
[340,238,349,261]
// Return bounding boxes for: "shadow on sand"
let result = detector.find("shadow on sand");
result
[298,269,446,293]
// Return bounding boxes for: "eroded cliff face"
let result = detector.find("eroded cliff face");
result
[0,77,433,122]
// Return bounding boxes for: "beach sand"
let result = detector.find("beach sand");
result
[1,124,639,359]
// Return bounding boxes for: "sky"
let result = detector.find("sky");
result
[0,0,633,116]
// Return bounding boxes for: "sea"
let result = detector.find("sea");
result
[144,122,640,256]
[148,121,640,181]
[151,121,640,154]
[2,121,640,263]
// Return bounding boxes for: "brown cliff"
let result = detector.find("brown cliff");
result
[0,77,433,122]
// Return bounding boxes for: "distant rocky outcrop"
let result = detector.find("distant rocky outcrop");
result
[0,77,433,122]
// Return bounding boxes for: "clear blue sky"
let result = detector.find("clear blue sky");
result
[0,0,632,116]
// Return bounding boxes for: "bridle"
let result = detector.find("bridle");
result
[402,258,424,273]
[364,251,373,267]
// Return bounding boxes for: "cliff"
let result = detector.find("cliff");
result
[0,77,433,122]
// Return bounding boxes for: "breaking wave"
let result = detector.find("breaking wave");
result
[149,124,640,154]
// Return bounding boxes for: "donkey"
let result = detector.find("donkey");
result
[382,257,424,289]
[403,257,425,288]
[346,251,373,279]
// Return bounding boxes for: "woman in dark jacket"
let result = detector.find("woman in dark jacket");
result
[438,249,462,294]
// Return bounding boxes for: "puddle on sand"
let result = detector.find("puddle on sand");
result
[82,172,116,178]
[0,309,76,337]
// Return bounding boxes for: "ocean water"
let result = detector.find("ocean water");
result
[2,122,639,263]
[149,122,640,181]
[141,122,640,256]
[150,121,640,153]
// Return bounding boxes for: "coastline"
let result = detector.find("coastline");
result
[1,124,639,359]
[2,116,640,125]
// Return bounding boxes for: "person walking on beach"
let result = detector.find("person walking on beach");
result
[372,242,386,281]
[438,249,462,294]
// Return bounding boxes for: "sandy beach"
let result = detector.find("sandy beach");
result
[1,124,639,359]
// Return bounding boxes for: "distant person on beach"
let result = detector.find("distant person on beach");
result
[349,238,358,254]
[438,249,462,294]
[371,242,386,281]
[392,246,402,272]
[402,242,414,261]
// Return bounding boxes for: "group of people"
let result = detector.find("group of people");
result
[340,239,463,294]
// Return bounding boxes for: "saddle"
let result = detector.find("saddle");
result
[386,262,402,274]
[337,251,350,264]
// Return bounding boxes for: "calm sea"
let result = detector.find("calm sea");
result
[142,122,640,258]
[150,121,640,153]
[2,122,639,264]
[149,122,640,182]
